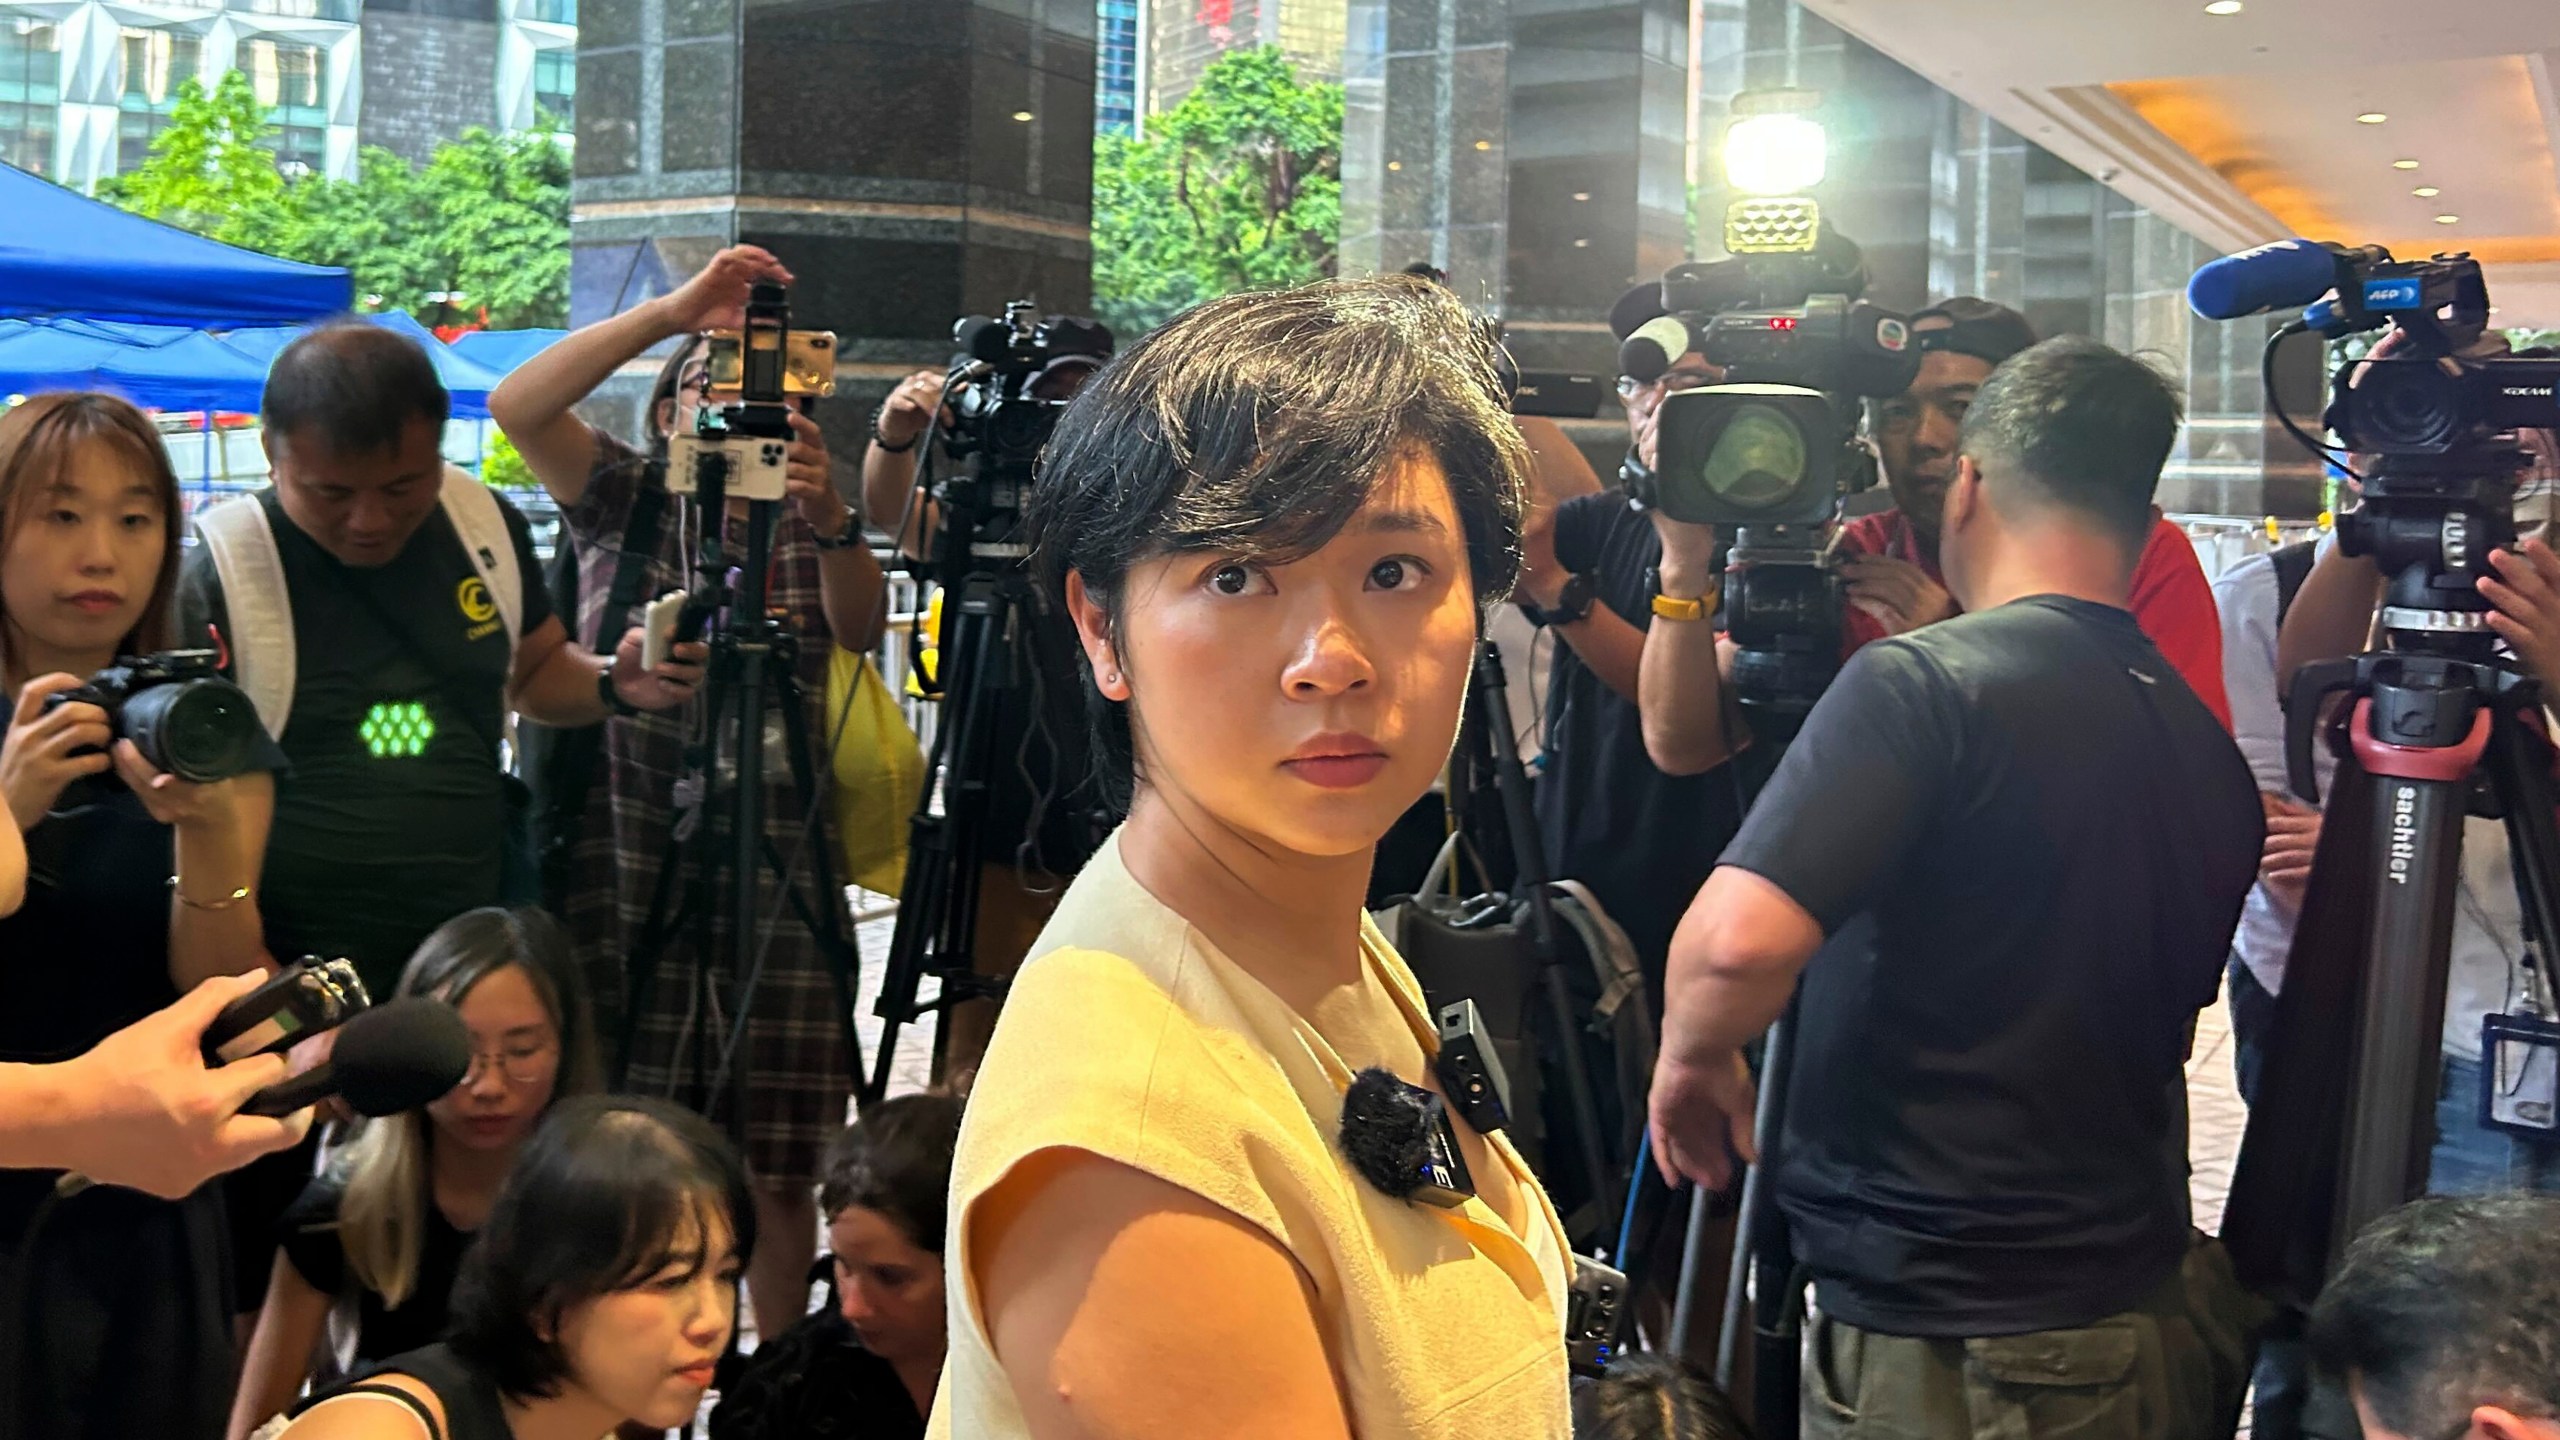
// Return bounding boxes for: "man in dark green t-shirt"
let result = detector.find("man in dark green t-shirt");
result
[178,324,702,995]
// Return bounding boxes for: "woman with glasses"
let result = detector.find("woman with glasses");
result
[228,907,601,1440]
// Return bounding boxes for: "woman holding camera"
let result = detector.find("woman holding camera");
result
[0,391,279,1436]
[487,245,889,1344]
[933,278,1573,1440]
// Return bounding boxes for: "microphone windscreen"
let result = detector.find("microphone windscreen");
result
[1617,316,1691,385]
[2187,239,2341,321]
[331,998,473,1117]
[1339,1066,1434,1201]
[952,316,1007,364]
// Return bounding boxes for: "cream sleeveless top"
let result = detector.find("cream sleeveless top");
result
[926,836,1573,1440]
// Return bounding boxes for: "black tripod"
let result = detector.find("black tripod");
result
[1463,638,1623,1239]
[863,541,1042,1106]
[2225,639,2560,1298]
[618,475,867,1137]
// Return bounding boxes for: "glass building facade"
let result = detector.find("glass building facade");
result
[1098,0,1138,134]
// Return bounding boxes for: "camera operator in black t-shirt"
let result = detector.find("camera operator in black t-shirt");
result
[1517,284,1746,979]
[1647,338,2267,1437]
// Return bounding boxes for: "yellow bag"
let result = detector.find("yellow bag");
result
[827,646,926,896]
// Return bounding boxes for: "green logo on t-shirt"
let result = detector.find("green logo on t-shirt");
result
[361,701,436,758]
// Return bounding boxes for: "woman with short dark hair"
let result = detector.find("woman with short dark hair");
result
[931,276,1573,1440]
[269,1094,754,1440]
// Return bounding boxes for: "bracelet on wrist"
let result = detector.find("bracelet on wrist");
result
[169,876,253,911]
[870,416,920,454]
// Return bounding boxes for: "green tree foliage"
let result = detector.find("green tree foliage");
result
[480,429,535,490]
[94,72,283,246]
[1090,47,1342,337]
[95,82,571,329]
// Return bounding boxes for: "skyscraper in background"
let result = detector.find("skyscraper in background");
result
[1145,0,1342,118]
[1098,0,1140,134]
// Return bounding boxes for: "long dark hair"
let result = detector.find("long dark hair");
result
[447,1095,757,1401]
[337,906,601,1306]
[0,392,182,679]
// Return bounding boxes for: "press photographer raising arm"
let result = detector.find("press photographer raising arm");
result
[487,248,888,1346]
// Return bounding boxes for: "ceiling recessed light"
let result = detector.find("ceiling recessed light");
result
[1473,139,1492,151]
[2413,185,2440,197]
[1387,160,1402,172]
[1011,110,1033,122]
[2356,111,2388,124]
[1573,238,1590,248]
[2203,0,2242,13]
[1571,191,1591,201]
[2392,158,2420,170]
[2435,214,2460,225]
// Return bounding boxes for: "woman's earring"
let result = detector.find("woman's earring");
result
[1101,668,1122,688]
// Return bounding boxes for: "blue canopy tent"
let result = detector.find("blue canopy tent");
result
[215,312,507,418]
[0,318,271,412]
[449,328,565,375]
[0,162,351,327]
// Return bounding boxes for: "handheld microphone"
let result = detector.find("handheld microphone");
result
[241,997,472,1119]
[1617,315,1693,385]
[2186,238,2396,321]
[199,958,369,1066]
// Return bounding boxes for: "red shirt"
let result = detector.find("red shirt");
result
[1835,508,2232,731]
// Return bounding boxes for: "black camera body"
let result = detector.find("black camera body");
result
[2303,252,2560,654]
[1618,235,1919,723]
[1629,251,1919,528]
[43,649,261,784]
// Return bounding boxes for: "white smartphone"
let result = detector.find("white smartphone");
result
[641,589,690,672]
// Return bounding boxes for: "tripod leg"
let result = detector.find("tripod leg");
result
[2332,692,2481,1257]
[1471,642,1619,1235]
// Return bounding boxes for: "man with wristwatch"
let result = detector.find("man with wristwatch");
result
[1514,283,1747,989]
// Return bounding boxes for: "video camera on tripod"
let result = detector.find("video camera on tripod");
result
[1616,230,1921,721]
[2191,239,2560,1289]
[927,302,1111,571]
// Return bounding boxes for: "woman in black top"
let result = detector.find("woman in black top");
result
[273,1095,754,1440]
[0,391,278,1439]
[230,907,599,1438]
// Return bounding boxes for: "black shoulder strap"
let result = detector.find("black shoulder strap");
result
[307,1383,446,1440]
[595,484,670,652]
[2271,539,2318,627]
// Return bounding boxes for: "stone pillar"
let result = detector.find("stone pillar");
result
[1339,0,1508,307]
[1502,0,1689,376]
[569,0,1096,449]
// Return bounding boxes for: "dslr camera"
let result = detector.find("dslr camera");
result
[42,649,262,783]
[1618,229,1921,721]
[667,280,834,505]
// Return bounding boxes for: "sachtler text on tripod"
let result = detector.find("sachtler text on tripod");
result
[2195,240,2560,1297]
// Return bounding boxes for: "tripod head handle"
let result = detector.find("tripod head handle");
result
[2286,658,2361,805]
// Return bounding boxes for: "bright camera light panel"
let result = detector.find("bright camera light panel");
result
[1725,112,1827,197]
